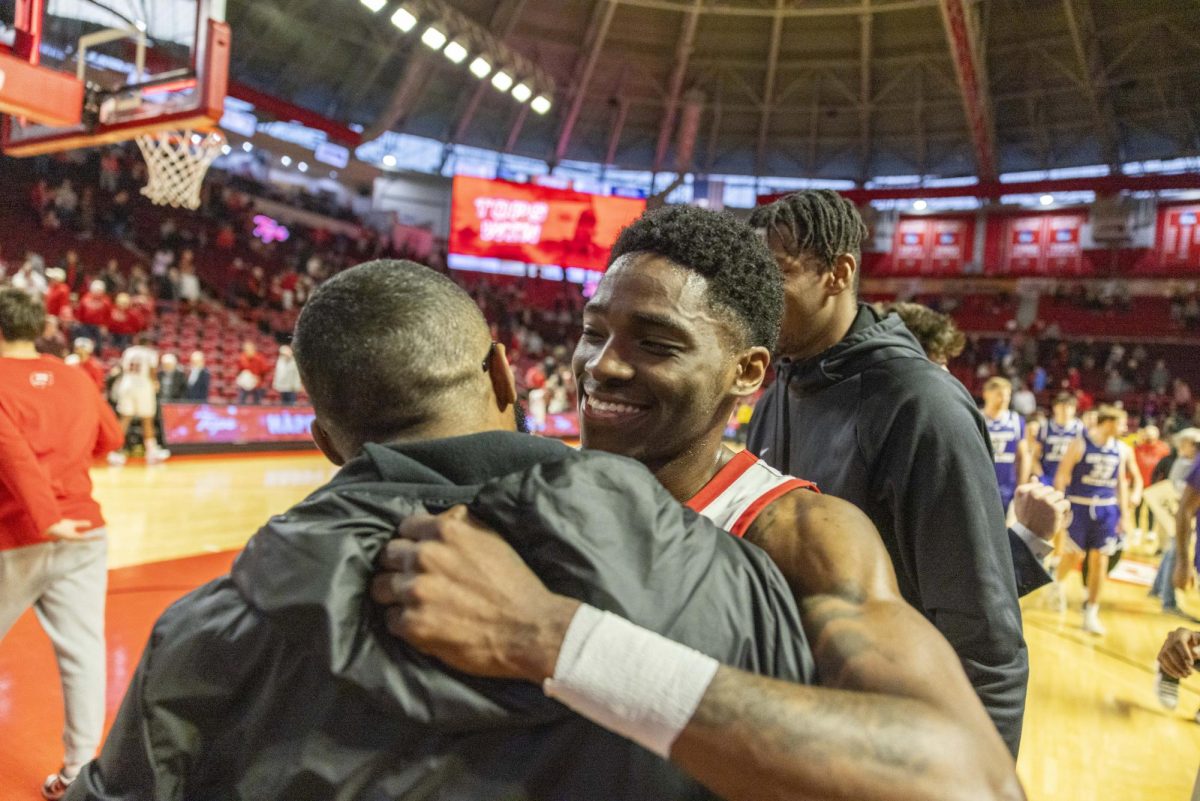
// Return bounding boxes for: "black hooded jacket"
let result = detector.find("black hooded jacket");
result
[68,432,813,801]
[747,304,1030,756]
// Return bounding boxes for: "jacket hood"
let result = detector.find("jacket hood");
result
[782,303,927,393]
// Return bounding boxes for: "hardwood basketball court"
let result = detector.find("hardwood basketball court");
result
[1,454,1198,800]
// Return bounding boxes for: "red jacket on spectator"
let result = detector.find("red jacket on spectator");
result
[76,357,107,392]
[237,352,270,381]
[76,291,113,327]
[107,306,144,336]
[45,282,71,318]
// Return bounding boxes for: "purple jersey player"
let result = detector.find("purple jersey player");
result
[1048,405,1130,636]
[1036,392,1084,486]
[981,377,1027,512]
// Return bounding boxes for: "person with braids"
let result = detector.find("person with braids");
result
[745,190,1051,757]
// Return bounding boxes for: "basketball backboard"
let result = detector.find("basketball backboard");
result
[1,0,229,156]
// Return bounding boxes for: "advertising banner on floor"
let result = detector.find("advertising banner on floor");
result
[449,176,646,272]
[887,215,975,275]
[985,212,1088,275]
[1155,203,1200,273]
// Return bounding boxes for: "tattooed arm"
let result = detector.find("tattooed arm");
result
[373,507,1024,801]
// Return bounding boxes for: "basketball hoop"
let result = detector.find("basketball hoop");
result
[135,129,225,210]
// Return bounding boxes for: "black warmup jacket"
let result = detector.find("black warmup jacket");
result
[747,304,1032,756]
[68,432,814,801]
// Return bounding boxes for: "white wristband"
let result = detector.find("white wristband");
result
[543,604,720,759]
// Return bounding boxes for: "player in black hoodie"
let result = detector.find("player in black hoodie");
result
[744,190,1049,756]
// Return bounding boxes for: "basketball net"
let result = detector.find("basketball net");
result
[135,129,225,210]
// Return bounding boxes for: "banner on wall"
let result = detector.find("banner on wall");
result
[985,213,1088,275]
[887,216,975,275]
[1156,204,1200,273]
[449,176,647,272]
[162,404,316,446]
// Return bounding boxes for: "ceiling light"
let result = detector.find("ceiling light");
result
[220,144,232,156]
[469,56,492,79]
[530,95,551,115]
[390,6,418,32]
[511,82,532,103]
[242,141,253,152]
[420,26,447,50]
[491,70,513,92]
[280,155,292,167]
[382,154,398,168]
[443,40,468,64]
[298,162,309,173]
[913,199,927,210]
[359,0,386,11]
[1040,194,1054,206]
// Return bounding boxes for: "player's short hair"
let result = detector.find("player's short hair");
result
[293,259,492,447]
[0,288,45,342]
[983,376,1012,393]
[608,205,783,351]
[749,190,868,289]
[878,302,965,364]
[1096,404,1126,424]
[1053,391,1078,407]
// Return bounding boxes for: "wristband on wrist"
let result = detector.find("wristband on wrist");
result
[543,604,720,759]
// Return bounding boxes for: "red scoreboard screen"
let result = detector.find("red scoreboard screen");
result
[449,176,647,272]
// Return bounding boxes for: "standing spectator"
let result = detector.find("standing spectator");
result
[1135,426,1173,491]
[53,180,78,229]
[59,250,83,291]
[1175,378,1194,409]
[235,341,269,405]
[70,339,106,392]
[0,288,124,800]
[35,317,69,359]
[98,150,121,193]
[1151,359,1172,396]
[182,351,211,403]
[106,294,143,351]
[109,336,170,466]
[11,259,48,299]
[73,281,112,349]
[1012,382,1037,418]
[43,268,71,319]
[98,259,124,295]
[178,262,201,309]
[271,345,302,405]
[157,354,187,402]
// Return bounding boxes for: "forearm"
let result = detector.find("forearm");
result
[674,667,1023,801]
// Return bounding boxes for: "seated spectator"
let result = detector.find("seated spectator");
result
[59,250,83,291]
[107,293,144,350]
[99,259,124,295]
[74,280,112,349]
[178,263,201,309]
[1176,378,1194,409]
[235,341,269,405]
[182,351,210,403]
[157,354,187,402]
[70,338,106,392]
[54,179,78,228]
[43,268,70,318]
[271,345,302,405]
[1013,382,1037,417]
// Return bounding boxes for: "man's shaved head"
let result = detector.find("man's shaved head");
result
[293,260,494,450]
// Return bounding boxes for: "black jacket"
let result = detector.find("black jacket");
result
[69,432,813,801]
[181,367,210,402]
[747,304,1029,755]
[157,368,187,401]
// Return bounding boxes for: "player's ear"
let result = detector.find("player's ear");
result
[732,346,771,398]
[486,342,518,411]
[311,420,345,466]
[825,253,857,297]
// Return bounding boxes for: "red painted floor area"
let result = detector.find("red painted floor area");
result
[0,550,237,799]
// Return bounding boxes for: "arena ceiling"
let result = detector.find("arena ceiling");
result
[227,0,1200,183]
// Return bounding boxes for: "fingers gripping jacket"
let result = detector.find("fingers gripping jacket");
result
[543,605,720,759]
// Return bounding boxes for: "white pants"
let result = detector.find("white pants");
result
[0,535,107,771]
